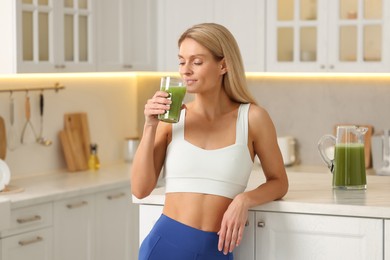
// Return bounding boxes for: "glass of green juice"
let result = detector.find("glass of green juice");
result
[158,77,186,123]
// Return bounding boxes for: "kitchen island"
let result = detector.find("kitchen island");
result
[133,164,390,260]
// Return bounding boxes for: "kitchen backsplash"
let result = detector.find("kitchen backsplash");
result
[1,73,390,178]
[0,73,138,178]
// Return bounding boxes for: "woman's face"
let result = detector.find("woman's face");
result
[178,38,226,94]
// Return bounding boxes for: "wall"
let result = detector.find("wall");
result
[247,74,390,165]
[136,73,390,167]
[1,72,390,180]
[0,73,138,179]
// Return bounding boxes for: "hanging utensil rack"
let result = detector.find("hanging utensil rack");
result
[0,82,65,94]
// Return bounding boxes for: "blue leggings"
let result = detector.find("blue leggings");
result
[139,214,233,260]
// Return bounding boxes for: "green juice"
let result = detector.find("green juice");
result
[333,143,366,189]
[158,86,186,123]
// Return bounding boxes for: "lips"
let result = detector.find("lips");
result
[184,79,197,85]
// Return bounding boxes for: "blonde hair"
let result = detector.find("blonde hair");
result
[178,23,257,104]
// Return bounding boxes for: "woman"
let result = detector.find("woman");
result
[131,23,288,260]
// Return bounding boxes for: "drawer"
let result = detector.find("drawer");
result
[1,203,52,237]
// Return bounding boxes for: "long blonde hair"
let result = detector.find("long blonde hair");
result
[178,23,257,104]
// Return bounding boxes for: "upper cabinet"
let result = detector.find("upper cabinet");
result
[266,0,390,72]
[157,0,265,72]
[0,0,95,73]
[96,0,156,71]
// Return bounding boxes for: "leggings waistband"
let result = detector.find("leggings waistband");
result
[150,214,221,254]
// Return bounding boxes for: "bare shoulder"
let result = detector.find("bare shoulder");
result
[247,104,276,139]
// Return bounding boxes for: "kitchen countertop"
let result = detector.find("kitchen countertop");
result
[0,162,132,209]
[133,164,390,219]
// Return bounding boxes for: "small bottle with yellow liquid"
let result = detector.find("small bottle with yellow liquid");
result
[88,143,100,171]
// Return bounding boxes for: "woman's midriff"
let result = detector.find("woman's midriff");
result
[163,193,232,232]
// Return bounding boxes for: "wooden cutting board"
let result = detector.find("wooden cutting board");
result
[64,113,91,161]
[334,124,373,169]
[0,116,6,160]
[59,113,91,172]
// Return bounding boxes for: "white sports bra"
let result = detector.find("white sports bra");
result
[163,103,254,199]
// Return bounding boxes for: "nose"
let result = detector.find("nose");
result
[179,63,192,76]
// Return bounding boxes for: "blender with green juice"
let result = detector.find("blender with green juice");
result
[318,125,368,190]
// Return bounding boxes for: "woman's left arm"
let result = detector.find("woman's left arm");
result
[218,105,289,255]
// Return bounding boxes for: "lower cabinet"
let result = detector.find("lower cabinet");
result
[386,219,390,260]
[53,187,133,260]
[0,202,53,260]
[1,228,53,260]
[138,206,386,260]
[255,212,383,260]
[54,194,95,260]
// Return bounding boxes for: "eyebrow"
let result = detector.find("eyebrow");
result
[178,54,208,59]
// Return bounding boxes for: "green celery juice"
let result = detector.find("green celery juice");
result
[333,143,366,189]
[158,86,186,123]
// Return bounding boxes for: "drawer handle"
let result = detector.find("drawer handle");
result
[18,236,43,246]
[17,215,42,224]
[257,221,265,228]
[107,192,126,200]
[66,201,88,209]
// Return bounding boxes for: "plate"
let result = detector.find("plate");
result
[0,159,11,192]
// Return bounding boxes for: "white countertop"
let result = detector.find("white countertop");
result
[133,165,390,219]
[0,162,132,209]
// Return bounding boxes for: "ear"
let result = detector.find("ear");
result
[219,59,227,75]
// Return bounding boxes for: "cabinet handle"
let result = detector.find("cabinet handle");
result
[245,220,250,227]
[329,65,334,69]
[16,215,42,224]
[320,65,326,69]
[54,64,66,69]
[107,192,126,200]
[66,201,88,209]
[18,236,43,246]
[123,64,133,69]
[257,221,265,228]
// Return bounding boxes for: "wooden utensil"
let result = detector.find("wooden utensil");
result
[334,124,373,168]
[0,116,6,160]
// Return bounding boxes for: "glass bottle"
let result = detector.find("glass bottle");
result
[88,143,100,171]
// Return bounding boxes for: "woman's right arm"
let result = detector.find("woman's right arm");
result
[130,91,171,199]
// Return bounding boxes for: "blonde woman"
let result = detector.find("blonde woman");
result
[131,23,288,260]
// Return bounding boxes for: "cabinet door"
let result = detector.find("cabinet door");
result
[233,211,255,260]
[157,0,215,71]
[55,0,96,72]
[386,219,390,260]
[266,0,328,72]
[255,212,383,260]
[16,0,57,73]
[54,195,95,260]
[96,0,156,71]
[214,0,265,72]
[139,204,163,246]
[327,0,390,72]
[1,228,53,260]
[95,188,131,260]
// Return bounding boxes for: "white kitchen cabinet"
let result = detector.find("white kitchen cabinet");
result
[255,211,383,260]
[0,0,95,73]
[0,203,53,260]
[1,228,53,260]
[138,204,163,246]
[53,194,95,260]
[96,0,156,71]
[266,0,390,72]
[95,188,133,260]
[214,0,265,72]
[157,0,265,72]
[385,219,390,260]
[233,211,255,260]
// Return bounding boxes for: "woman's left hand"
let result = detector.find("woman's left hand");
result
[217,194,249,255]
